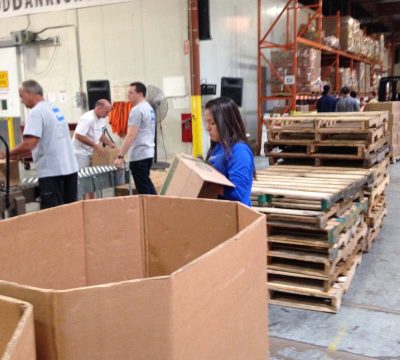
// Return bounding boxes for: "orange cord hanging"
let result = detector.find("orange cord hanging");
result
[109,102,133,137]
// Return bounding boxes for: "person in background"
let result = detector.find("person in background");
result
[336,86,360,112]
[0,80,79,209]
[205,97,255,206]
[368,91,379,103]
[72,99,116,199]
[316,84,337,112]
[114,82,157,194]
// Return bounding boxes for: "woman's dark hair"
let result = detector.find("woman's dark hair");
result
[205,97,255,177]
[205,97,248,158]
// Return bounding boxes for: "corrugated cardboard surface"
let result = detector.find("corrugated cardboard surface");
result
[83,197,144,285]
[0,295,36,360]
[0,203,86,289]
[0,196,268,360]
[143,196,238,277]
[161,153,234,198]
[91,147,119,166]
[0,160,20,186]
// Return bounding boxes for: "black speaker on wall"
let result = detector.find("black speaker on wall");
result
[221,77,243,107]
[87,80,111,110]
[198,0,211,40]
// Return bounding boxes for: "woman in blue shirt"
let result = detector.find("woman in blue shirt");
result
[205,97,255,206]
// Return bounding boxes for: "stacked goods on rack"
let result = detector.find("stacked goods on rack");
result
[251,165,372,312]
[355,62,366,94]
[323,16,360,54]
[321,66,359,92]
[298,23,339,49]
[265,111,389,167]
[365,102,400,162]
[270,47,321,94]
[322,16,384,62]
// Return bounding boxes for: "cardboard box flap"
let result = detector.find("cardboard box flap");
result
[0,295,36,360]
[178,153,234,187]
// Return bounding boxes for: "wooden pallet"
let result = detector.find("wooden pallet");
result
[268,220,367,279]
[266,198,368,245]
[365,196,387,228]
[365,221,385,252]
[252,165,372,211]
[365,175,389,211]
[254,192,363,229]
[268,145,389,168]
[268,252,362,313]
[266,135,389,159]
[367,157,389,185]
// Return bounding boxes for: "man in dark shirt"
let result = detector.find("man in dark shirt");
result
[317,84,337,112]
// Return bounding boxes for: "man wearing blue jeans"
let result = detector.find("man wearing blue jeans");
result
[114,82,157,194]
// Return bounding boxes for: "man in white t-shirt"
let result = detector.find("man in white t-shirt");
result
[72,99,114,169]
[0,80,79,209]
[114,82,156,194]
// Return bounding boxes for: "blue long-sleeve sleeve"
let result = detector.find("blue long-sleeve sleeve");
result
[208,142,254,206]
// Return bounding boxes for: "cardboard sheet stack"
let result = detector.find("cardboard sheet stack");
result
[251,165,372,313]
[0,195,269,360]
[270,47,321,94]
[264,111,390,253]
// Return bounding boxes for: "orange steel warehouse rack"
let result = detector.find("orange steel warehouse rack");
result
[257,0,384,153]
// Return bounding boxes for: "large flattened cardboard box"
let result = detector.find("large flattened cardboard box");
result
[0,295,36,360]
[365,102,400,159]
[160,153,234,198]
[0,160,20,186]
[0,196,268,360]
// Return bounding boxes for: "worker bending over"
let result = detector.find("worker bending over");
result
[73,99,116,199]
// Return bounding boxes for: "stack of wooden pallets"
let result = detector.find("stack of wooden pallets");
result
[265,112,389,167]
[363,157,389,250]
[264,111,390,251]
[252,165,373,313]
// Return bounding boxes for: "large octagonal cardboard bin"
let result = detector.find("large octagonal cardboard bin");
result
[0,196,268,360]
[0,295,36,360]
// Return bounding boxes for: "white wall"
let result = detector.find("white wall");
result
[0,0,192,160]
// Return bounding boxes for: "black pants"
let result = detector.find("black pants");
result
[38,173,78,210]
[129,158,157,195]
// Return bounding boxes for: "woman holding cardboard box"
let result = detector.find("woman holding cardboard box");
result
[205,97,255,206]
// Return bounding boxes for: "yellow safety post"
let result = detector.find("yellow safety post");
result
[191,95,203,157]
[6,117,15,149]
[189,0,203,158]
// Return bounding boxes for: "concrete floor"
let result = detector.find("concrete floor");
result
[268,162,400,360]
